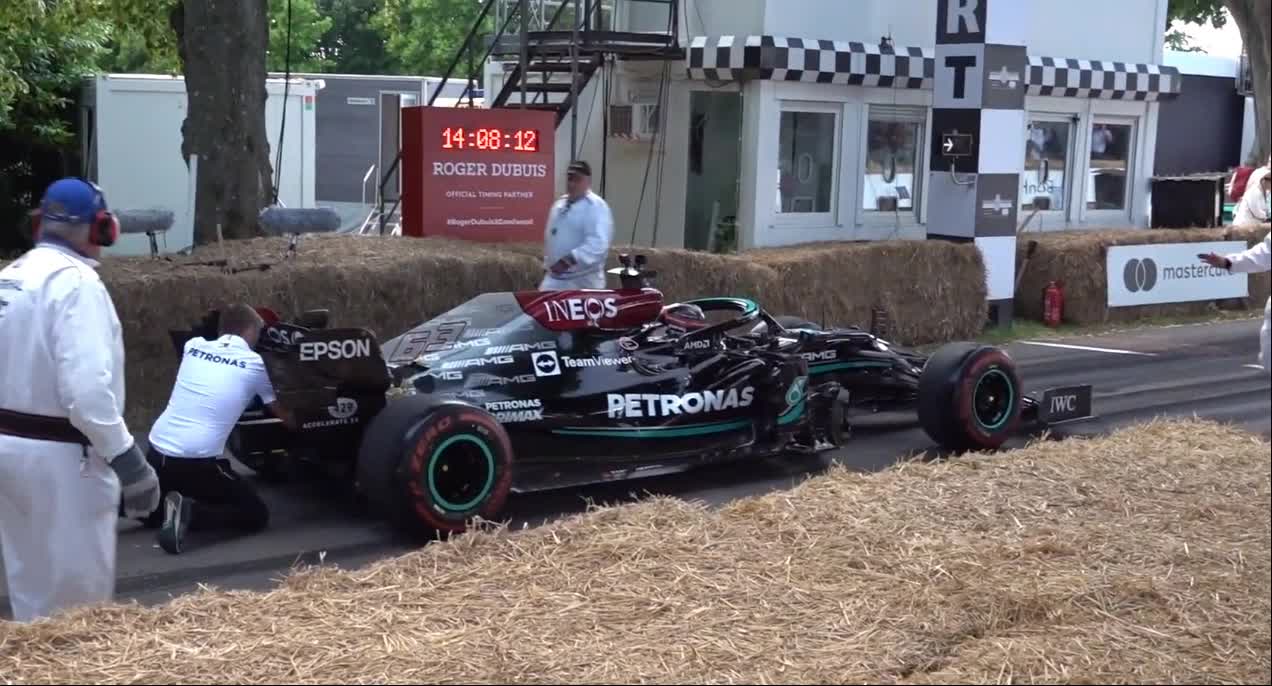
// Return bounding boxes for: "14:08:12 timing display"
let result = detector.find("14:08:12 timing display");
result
[441,127,539,152]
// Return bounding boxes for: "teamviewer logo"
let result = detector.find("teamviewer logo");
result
[1123,258,1159,293]
[532,351,561,377]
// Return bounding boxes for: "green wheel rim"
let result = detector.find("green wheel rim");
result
[972,368,1015,432]
[426,433,496,513]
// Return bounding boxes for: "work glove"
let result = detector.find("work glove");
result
[110,443,162,519]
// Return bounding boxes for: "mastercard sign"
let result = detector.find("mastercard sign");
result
[400,106,557,242]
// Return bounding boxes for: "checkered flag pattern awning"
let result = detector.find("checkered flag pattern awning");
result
[685,36,1182,101]
[687,36,932,89]
[1026,56,1181,100]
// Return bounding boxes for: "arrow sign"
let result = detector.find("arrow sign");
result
[940,132,973,158]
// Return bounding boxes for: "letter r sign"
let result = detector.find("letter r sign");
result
[937,0,987,44]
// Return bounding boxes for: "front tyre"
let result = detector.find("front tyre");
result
[356,396,514,539]
[918,343,1023,452]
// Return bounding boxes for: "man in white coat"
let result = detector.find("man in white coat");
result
[540,160,614,290]
[1231,163,1270,227]
[1201,231,1272,374]
[0,178,161,622]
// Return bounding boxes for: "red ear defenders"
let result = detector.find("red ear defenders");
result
[30,180,119,247]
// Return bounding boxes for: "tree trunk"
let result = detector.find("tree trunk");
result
[171,0,273,244]
[1224,0,1271,166]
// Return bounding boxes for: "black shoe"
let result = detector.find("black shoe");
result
[158,492,192,555]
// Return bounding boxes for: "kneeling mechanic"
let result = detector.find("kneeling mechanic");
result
[143,303,295,554]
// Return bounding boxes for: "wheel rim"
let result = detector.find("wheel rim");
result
[425,434,496,513]
[972,368,1015,431]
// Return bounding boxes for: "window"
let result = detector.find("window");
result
[863,105,925,214]
[1022,119,1071,212]
[1087,122,1133,210]
[778,110,837,214]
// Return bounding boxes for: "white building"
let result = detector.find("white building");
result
[471,0,1181,250]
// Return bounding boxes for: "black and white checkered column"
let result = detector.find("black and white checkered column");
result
[927,0,1028,328]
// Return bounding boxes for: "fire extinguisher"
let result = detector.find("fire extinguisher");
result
[1043,281,1065,328]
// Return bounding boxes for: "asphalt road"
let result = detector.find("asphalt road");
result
[2,319,1268,615]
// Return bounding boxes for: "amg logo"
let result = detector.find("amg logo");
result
[1050,394,1078,414]
[801,350,837,362]
[442,355,514,369]
[485,341,557,354]
[467,373,535,388]
[607,387,756,418]
[545,297,618,323]
[452,337,491,349]
[299,339,372,362]
[427,369,463,381]
[681,339,713,351]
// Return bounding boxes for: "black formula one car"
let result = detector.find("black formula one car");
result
[169,255,1093,538]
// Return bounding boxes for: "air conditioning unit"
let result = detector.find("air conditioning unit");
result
[1237,52,1254,96]
[609,102,660,140]
[608,71,660,140]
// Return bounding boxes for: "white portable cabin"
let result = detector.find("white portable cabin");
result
[80,73,324,256]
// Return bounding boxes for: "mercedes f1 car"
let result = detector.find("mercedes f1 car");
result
[170,255,1094,538]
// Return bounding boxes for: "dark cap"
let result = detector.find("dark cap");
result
[566,160,592,177]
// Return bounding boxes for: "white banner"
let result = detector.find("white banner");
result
[1106,241,1249,307]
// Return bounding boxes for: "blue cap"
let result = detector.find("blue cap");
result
[40,178,107,224]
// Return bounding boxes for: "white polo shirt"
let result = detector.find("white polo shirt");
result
[148,334,277,459]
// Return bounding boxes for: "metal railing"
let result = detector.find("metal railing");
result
[375,0,675,236]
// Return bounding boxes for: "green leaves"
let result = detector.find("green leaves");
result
[269,0,335,72]
[1165,0,1228,51]
[0,0,115,143]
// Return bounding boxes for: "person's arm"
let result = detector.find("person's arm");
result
[46,270,134,458]
[567,199,614,273]
[251,362,296,430]
[1225,234,1271,274]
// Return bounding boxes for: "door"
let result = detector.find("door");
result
[684,90,743,252]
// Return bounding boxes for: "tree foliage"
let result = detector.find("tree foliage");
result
[374,0,487,78]
[1168,0,1271,165]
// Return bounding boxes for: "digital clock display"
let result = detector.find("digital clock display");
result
[442,127,540,152]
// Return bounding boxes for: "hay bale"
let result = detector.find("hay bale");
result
[1015,225,1272,324]
[2,417,1268,684]
[746,240,988,344]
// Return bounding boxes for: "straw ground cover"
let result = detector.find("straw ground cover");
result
[1,416,1267,684]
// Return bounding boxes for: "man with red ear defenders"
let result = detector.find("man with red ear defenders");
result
[0,177,160,622]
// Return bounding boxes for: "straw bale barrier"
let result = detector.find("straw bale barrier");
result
[2,235,987,435]
[1,417,1267,683]
[747,239,988,345]
[1015,224,1272,325]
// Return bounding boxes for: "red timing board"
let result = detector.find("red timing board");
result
[400,106,557,242]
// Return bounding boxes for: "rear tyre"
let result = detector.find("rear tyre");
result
[918,343,1023,452]
[356,396,514,540]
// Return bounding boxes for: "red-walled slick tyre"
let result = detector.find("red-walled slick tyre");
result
[356,396,514,540]
[918,343,1023,452]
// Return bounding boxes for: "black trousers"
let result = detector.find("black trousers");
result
[141,446,269,532]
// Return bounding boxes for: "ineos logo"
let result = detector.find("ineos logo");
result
[1123,258,1159,293]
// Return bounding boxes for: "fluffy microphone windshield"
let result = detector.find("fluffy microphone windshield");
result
[115,209,175,235]
[258,207,341,236]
